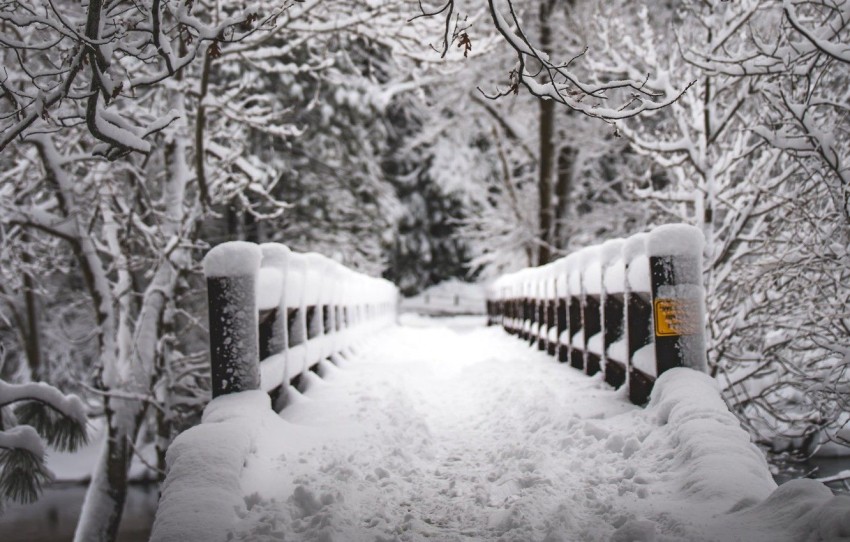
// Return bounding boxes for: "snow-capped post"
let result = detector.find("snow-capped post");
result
[203,241,263,398]
[529,270,540,347]
[486,280,498,327]
[286,253,307,351]
[600,239,627,389]
[508,281,519,335]
[536,268,547,351]
[581,248,603,376]
[567,258,584,371]
[495,291,503,327]
[520,280,530,340]
[545,267,557,356]
[624,233,653,405]
[647,225,707,374]
[555,258,569,362]
[624,226,706,405]
[512,276,525,338]
[489,279,503,327]
[257,244,289,362]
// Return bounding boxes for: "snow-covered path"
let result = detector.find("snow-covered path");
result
[153,316,849,542]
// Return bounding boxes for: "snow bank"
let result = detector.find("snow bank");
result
[645,368,776,502]
[716,479,850,541]
[150,391,277,542]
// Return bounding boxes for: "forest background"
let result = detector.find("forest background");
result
[0,0,848,540]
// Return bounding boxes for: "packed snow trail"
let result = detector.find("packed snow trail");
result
[152,316,849,542]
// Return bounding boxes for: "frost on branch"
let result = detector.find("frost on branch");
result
[0,0,290,157]
[480,0,694,121]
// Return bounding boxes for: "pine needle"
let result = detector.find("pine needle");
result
[14,402,88,453]
[0,448,53,504]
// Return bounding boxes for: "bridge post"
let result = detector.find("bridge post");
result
[600,239,627,389]
[555,258,569,362]
[538,268,549,351]
[648,225,707,375]
[545,269,557,356]
[626,226,706,405]
[625,234,654,405]
[203,242,262,398]
[580,248,603,376]
[567,260,584,371]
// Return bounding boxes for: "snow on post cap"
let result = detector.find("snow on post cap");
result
[256,268,284,311]
[576,245,601,271]
[260,243,290,270]
[203,241,262,278]
[622,233,648,262]
[599,238,625,265]
[647,224,704,257]
[554,257,570,291]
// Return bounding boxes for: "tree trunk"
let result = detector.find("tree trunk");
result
[538,99,555,265]
[74,404,138,542]
[537,0,556,265]
[74,133,190,542]
[21,231,42,380]
[553,144,577,250]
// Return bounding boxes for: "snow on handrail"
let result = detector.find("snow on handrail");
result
[486,224,706,405]
[203,241,398,409]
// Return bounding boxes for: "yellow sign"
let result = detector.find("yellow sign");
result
[654,298,700,337]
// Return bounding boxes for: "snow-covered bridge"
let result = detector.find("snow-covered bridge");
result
[149,233,850,542]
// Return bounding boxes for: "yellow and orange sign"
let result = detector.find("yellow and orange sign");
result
[654,298,700,337]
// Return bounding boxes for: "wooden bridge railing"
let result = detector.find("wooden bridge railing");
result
[203,241,398,409]
[486,224,706,405]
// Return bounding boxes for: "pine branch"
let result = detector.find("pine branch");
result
[14,401,88,453]
[0,447,53,504]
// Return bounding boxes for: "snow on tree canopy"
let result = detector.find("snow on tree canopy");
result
[0,425,45,457]
[202,241,262,278]
[0,380,87,426]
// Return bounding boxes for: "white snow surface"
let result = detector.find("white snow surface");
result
[152,319,850,542]
[628,255,651,292]
[203,241,263,278]
[646,224,704,257]
[256,267,284,311]
[632,343,657,377]
[402,280,486,316]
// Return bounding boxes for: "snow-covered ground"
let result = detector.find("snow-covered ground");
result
[399,280,486,316]
[152,316,849,542]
